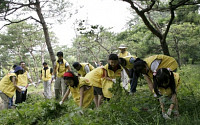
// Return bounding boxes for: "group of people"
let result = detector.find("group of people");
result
[0,44,180,119]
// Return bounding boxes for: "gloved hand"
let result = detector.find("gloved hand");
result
[32,82,37,88]
[162,112,171,120]
[59,101,63,105]
[112,79,116,83]
[167,109,172,116]
[153,93,157,98]
[21,87,26,91]
[51,75,55,79]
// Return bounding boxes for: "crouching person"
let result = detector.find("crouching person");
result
[0,66,23,109]
[59,71,94,108]
[153,68,180,119]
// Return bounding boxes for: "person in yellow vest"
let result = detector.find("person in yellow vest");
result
[53,51,71,100]
[15,61,34,104]
[102,54,123,100]
[0,66,23,109]
[153,68,180,119]
[59,71,94,108]
[119,55,138,94]
[118,44,131,91]
[85,67,105,108]
[40,62,53,99]
[133,55,178,95]
[72,62,94,77]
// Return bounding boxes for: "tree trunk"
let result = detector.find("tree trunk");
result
[35,0,56,67]
[160,38,170,56]
[174,37,181,68]
[29,51,39,83]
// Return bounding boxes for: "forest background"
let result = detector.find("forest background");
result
[0,0,200,124]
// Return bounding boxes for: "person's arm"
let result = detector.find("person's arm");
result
[79,86,85,107]
[144,74,154,93]
[60,88,70,103]
[53,62,57,78]
[11,76,21,92]
[65,62,71,71]
[84,65,90,74]
[40,70,42,79]
[27,72,33,88]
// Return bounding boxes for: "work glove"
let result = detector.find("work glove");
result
[59,101,63,105]
[21,87,26,91]
[32,82,37,88]
[162,112,171,120]
[153,93,157,98]
[112,79,116,83]
[167,109,172,116]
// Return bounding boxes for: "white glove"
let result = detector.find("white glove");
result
[112,79,116,83]
[51,75,55,79]
[162,112,171,120]
[153,93,157,98]
[21,87,26,91]
[32,82,37,88]
[167,109,172,116]
[59,101,63,105]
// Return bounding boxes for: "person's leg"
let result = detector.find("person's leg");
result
[15,90,22,104]
[0,93,9,109]
[43,81,48,98]
[130,70,138,93]
[54,77,61,100]
[61,77,67,97]
[46,80,52,99]
[8,97,13,109]
[93,87,98,108]
[21,89,27,102]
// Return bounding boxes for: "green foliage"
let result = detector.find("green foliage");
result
[1,65,199,124]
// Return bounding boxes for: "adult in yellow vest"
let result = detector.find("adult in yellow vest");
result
[0,66,23,109]
[119,55,138,94]
[40,62,53,99]
[59,71,94,108]
[85,67,105,108]
[53,51,71,100]
[118,44,131,92]
[153,68,180,119]
[133,55,178,95]
[72,62,94,77]
[102,54,123,100]
[15,61,34,104]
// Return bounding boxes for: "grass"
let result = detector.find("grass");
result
[0,64,199,125]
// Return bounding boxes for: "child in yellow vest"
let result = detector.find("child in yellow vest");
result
[59,71,94,108]
[153,68,180,119]
[102,54,123,100]
[40,62,53,99]
[53,51,71,100]
[133,55,178,95]
[72,62,94,77]
[0,66,23,109]
[15,61,34,104]
[85,67,105,108]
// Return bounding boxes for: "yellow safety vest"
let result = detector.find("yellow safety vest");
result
[77,63,94,77]
[159,73,180,96]
[42,68,52,81]
[85,67,104,88]
[118,51,129,58]
[102,64,122,98]
[69,77,94,108]
[17,71,28,86]
[144,55,178,79]
[124,55,137,69]
[56,59,68,77]
[0,73,17,98]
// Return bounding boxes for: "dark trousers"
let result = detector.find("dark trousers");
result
[129,69,138,93]
[15,89,27,104]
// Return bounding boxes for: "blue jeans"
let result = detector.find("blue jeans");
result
[129,69,138,93]
[8,97,13,108]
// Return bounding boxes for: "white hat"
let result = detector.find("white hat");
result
[118,44,127,49]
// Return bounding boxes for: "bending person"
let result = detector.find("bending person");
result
[60,71,94,108]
